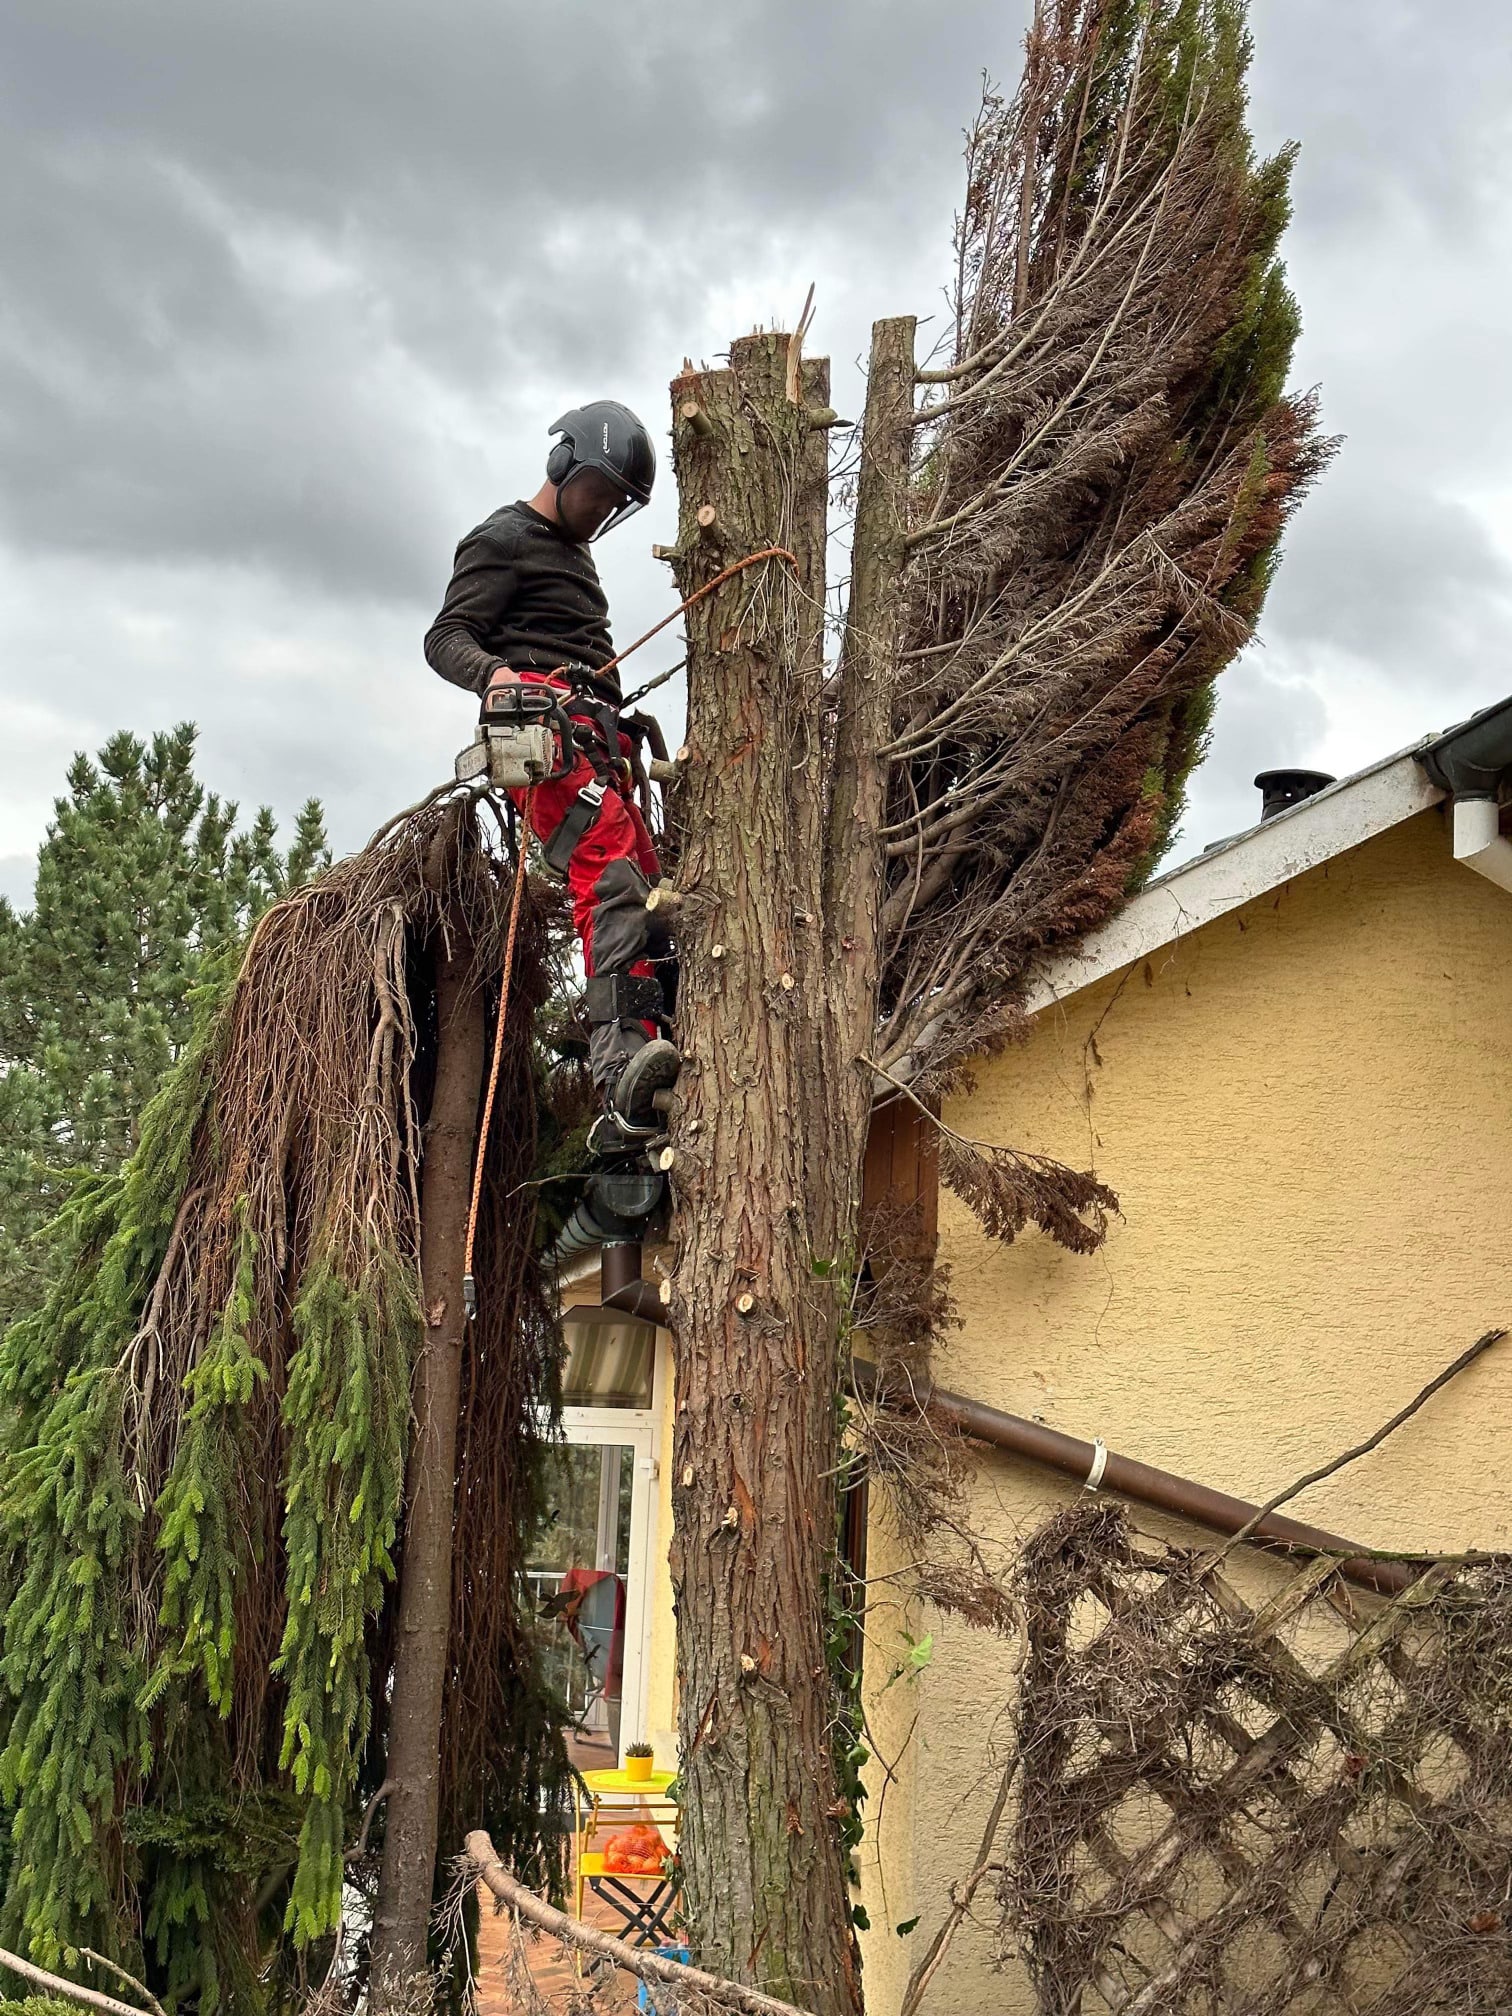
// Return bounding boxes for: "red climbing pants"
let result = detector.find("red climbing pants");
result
[505,672,663,1087]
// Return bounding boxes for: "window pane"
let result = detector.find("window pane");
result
[527,1441,634,1758]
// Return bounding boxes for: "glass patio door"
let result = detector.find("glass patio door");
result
[526,1307,662,1769]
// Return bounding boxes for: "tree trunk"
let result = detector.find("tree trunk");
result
[826,316,917,1149]
[662,333,862,2015]
[370,830,486,2008]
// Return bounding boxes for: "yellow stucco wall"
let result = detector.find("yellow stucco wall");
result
[857,805,1512,2011]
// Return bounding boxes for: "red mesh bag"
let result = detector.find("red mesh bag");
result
[600,1823,667,1875]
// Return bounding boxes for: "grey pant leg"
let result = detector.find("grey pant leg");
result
[588,858,653,972]
[585,858,655,1091]
[588,1016,647,1089]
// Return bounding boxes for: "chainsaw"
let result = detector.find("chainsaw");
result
[454,679,577,792]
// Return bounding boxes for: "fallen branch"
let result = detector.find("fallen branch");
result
[1212,1327,1508,1569]
[77,1954,166,2016]
[461,1831,819,2016]
[0,1942,160,2016]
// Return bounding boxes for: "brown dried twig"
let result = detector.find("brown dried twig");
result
[1211,1327,1509,1571]
[462,1831,821,2016]
[862,1055,1117,1254]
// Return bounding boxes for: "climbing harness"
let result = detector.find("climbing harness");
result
[459,543,798,1320]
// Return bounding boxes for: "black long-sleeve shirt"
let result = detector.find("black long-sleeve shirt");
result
[424,501,621,702]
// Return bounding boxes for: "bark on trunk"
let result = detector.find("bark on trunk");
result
[662,332,862,2015]
[370,833,486,2009]
[826,315,917,1140]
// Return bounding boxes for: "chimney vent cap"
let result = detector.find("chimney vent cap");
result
[1254,767,1336,822]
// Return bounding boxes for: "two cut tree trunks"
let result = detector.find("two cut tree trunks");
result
[659,323,916,2016]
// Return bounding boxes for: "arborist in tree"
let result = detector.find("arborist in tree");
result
[425,401,681,1148]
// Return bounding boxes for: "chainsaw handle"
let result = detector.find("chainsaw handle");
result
[479,676,578,781]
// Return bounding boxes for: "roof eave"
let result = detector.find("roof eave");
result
[1023,743,1445,1016]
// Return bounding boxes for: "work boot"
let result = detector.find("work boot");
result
[606,1038,682,1135]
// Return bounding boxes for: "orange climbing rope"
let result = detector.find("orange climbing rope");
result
[590,542,797,688]
[459,542,798,1321]
[461,783,534,1320]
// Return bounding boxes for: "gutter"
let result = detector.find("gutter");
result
[581,1244,1412,1596]
[1419,692,1512,894]
[852,1367,1414,1598]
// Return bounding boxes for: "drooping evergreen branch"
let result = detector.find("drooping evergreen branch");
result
[0,793,569,2010]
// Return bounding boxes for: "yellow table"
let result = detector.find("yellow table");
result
[581,1766,676,1800]
[575,1766,679,1941]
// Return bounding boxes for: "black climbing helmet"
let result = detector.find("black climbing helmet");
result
[546,400,656,539]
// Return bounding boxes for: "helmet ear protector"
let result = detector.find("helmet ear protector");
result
[545,437,575,487]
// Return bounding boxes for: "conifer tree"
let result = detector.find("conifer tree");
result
[0,726,328,1325]
[656,2,1328,2005]
[0,791,563,2016]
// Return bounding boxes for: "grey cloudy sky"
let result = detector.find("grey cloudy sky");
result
[2,0,1510,907]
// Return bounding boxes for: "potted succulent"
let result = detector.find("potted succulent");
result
[624,1740,655,1784]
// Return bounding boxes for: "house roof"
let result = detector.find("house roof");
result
[1022,738,1447,1016]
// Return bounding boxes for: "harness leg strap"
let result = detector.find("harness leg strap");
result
[541,780,608,879]
[583,974,666,1025]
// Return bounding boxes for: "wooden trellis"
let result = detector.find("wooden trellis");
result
[1004,1504,1512,2015]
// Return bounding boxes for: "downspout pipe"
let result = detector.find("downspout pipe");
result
[1419,692,1512,894]
[850,1360,1415,1597]
[1449,797,1512,895]
[599,1238,667,1329]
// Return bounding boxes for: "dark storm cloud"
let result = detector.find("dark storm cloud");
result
[1250,0,1512,239]
[1272,486,1512,666]
[0,0,1018,890]
[2,0,1511,895]
[4,0,999,224]
[0,0,1009,591]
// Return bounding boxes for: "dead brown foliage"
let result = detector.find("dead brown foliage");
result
[1003,1502,1512,2014]
[870,1,1335,1094]
[119,787,562,1865]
